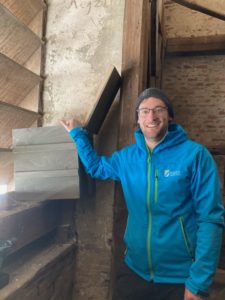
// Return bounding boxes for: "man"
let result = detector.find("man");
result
[61,88,224,300]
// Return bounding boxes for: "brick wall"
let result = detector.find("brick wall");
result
[162,55,225,148]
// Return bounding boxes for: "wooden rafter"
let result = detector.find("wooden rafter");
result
[172,0,225,21]
[166,34,225,55]
[113,0,150,295]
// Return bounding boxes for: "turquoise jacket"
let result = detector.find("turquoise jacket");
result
[69,123,224,296]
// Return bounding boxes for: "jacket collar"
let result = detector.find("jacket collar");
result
[134,123,188,153]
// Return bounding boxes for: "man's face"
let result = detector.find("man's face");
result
[137,97,172,143]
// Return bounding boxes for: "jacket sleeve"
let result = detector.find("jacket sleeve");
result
[69,127,121,181]
[185,147,225,296]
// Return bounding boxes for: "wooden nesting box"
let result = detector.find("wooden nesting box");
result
[13,126,79,200]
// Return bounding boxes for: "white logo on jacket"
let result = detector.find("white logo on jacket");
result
[164,169,181,177]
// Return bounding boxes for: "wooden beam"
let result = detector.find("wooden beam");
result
[0,199,62,255]
[119,0,149,147]
[0,148,13,185]
[166,35,225,55]
[172,0,225,21]
[155,0,165,87]
[1,243,76,300]
[0,101,40,116]
[113,0,150,294]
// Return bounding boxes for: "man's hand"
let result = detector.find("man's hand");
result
[60,119,83,132]
[184,288,204,300]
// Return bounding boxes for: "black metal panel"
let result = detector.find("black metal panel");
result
[84,66,121,134]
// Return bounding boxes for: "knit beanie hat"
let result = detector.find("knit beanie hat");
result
[135,88,174,121]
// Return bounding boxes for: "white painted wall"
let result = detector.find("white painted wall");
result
[43,0,124,125]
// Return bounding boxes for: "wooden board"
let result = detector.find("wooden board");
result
[0,53,41,108]
[0,148,13,185]
[172,0,225,21]
[0,0,44,27]
[0,3,41,65]
[113,0,150,289]
[0,102,39,148]
[13,126,80,200]
[0,199,61,255]
[166,35,225,54]
[85,65,121,134]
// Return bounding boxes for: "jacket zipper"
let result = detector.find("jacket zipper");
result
[179,216,194,260]
[124,215,129,255]
[154,169,158,203]
[147,149,154,278]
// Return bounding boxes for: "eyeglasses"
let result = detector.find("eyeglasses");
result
[137,106,168,117]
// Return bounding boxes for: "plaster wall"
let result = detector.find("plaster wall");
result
[43,1,124,300]
[43,0,124,125]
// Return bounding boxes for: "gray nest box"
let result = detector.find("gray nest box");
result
[12,66,121,200]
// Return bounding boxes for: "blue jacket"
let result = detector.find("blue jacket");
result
[69,123,224,296]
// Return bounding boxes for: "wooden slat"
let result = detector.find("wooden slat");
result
[0,148,13,185]
[0,53,41,108]
[28,5,46,38]
[0,103,39,148]
[0,199,61,255]
[1,243,76,300]
[172,0,225,21]
[0,0,44,27]
[13,126,80,200]
[166,35,225,54]
[18,85,41,112]
[155,0,165,87]
[0,3,41,65]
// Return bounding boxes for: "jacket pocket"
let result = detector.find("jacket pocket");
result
[179,216,194,260]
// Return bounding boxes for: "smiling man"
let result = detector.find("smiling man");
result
[61,88,224,300]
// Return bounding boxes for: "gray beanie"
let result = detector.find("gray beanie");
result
[135,88,174,121]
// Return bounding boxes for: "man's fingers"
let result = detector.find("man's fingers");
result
[60,120,70,131]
